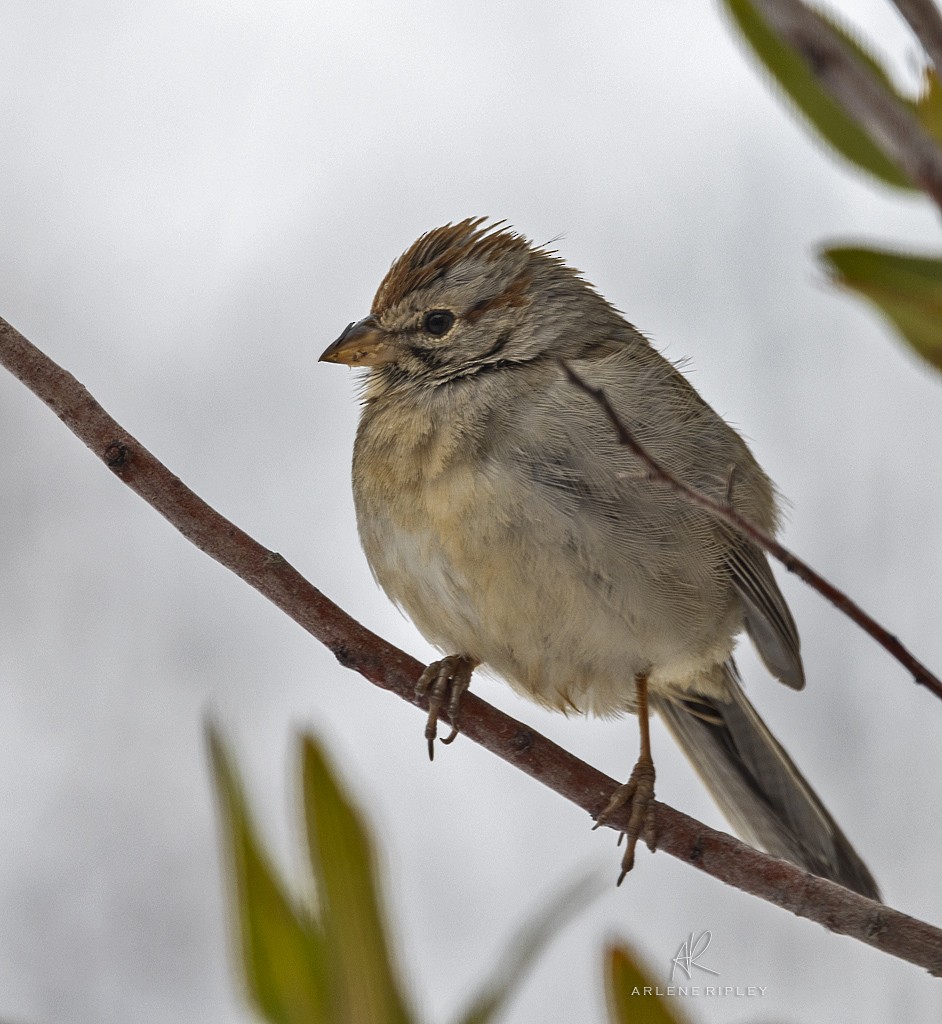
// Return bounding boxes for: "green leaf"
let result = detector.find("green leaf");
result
[300,734,413,1024]
[453,873,601,1024]
[605,944,688,1024]
[915,67,942,150]
[208,726,330,1024]
[722,0,917,190]
[821,245,942,372]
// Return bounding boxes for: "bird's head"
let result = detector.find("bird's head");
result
[320,218,617,387]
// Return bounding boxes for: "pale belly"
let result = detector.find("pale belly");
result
[355,464,737,717]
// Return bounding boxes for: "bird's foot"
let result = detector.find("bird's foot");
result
[594,755,658,884]
[415,655,477,760]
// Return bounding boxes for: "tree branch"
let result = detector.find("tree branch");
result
[892,0,942,81]
[558,360,942,704]
[754,0,942,211]
[2,314,941,974]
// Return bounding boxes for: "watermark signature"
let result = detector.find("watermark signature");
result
[670,930,719,981]
[627,931,768,999]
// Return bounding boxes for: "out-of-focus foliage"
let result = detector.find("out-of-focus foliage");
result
[210,729,341,1024]
[454,872,600,1024]
[211,728,412,1022]
[722,0,942,375]
[722,0,917,188]
[299,734,413,1024]
[604,944,688,1024]
[210,727,620,1024]
[822,246,942,371]
[915,65,942,150]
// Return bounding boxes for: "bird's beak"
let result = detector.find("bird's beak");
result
[319,315,399,367]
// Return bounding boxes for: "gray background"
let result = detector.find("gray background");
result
[2,1,941,1021]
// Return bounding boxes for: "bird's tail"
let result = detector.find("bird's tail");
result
[653,664,880,900]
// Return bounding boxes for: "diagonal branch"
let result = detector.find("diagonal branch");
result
[892,0,942,82]
[2,314,942,974]
[559,360,942,703]
[753,0,942,211]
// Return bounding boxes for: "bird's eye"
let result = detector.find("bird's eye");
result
[423,310,455,337]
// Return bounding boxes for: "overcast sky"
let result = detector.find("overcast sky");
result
[3,1,942,1022]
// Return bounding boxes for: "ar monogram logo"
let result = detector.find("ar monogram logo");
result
[670,931,720,981]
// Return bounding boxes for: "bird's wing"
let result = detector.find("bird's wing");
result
[726,540,804,689]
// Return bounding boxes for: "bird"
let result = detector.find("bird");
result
[319,217,879,898]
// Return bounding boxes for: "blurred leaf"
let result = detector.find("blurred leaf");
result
[453,873,601,1024]
[208,726,329,1024]
[915,67,942,150]
[605,944,688,1024]
[300,734,413,1024]
[215,729,588,1024]
[821,246,942,372]
[722,0,917,189]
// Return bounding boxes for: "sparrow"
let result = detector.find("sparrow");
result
[320,218,879,898]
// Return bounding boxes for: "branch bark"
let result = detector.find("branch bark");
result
[892,0,942,81]
[2,314,942,975]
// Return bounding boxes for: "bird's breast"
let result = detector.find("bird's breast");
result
[351,400,738,715]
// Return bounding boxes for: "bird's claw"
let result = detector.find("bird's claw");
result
[594,756,658,884]
[415,655,476,760]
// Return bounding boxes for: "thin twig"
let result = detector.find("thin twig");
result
[753,0,942,211]
[2,315,941,974]
[558,359,942,703]
[892,0,942,81]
